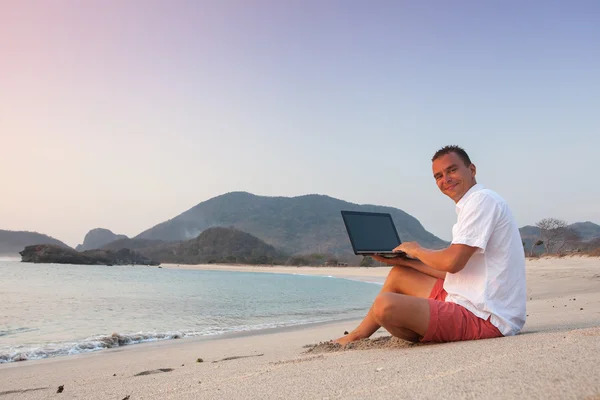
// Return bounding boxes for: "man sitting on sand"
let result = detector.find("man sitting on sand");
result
[335,145,526,345]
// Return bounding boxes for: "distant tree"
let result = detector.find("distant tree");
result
[535,218,579,254]
[556,228,581,254]
[359,256,374,267]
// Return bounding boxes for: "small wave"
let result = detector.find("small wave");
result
[359,280,384,286]
[0,331,185,363]
[250,306,368,319]
[289,273,383,286]
[286,273,384,288]
[333,277,384,286]
[290,273,331,277]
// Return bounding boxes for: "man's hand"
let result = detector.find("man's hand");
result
[394,242,422,258]
[394,243,478,274]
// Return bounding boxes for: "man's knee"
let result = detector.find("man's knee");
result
[385,266,412,292]
[372,293,396,324]
[373,293,430,336]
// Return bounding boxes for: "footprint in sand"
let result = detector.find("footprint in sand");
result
[568,327,600,337]
[269,355,325,366]
[0,387,49,397]
[134,368,174,376]
[565,327,600,343]
[211,354,264,363]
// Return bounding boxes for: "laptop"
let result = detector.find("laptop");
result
[341,210,408,258]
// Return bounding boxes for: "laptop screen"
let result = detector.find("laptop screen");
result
[342,211,401,253]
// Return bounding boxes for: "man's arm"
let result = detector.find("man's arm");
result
[371,255,446,280]
[394,243,479,274]
[404,257,447,280]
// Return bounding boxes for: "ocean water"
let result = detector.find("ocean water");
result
[0,261,380,363]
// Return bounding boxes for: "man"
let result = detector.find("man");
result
[335,145,526,345]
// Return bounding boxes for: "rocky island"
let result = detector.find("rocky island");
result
[19,245,160,266]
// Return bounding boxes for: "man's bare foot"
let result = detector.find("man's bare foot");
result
[333,332,364,346]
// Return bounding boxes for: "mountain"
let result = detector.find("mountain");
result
[76,228,128,251]
[0,230,71,255]
[568,222,600,241]
[134,192,447,256]
[519,222,600,242]
[519,225,540,238]
[125,227,286,265]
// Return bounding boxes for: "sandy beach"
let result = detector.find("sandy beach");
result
[2,257,599,399]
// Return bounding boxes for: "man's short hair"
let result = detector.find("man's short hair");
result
[432,145,472,167]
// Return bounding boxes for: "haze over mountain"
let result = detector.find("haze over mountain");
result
[75,228,128,251]
[134,191,447,256]
[0,230,71,256]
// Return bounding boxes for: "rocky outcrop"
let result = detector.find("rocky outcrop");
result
[76,228,128,251]
[20,245,159,266]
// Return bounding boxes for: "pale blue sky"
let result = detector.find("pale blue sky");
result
[1,0,598,247]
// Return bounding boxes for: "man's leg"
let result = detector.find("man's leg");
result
[334,266,438,345]
[371,293,431,339]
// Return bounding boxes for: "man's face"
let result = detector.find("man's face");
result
[432,152,476,203]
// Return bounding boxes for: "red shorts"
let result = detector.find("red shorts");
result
[421,278,503,343]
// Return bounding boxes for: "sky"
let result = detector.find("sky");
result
[1,0,599,247]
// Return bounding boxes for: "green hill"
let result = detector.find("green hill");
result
[134,192,447,257]
[132,227,286,265]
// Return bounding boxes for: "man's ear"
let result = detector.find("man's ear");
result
[470,163,476,178]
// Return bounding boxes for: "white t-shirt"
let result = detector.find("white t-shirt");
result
[444,183,526,336]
